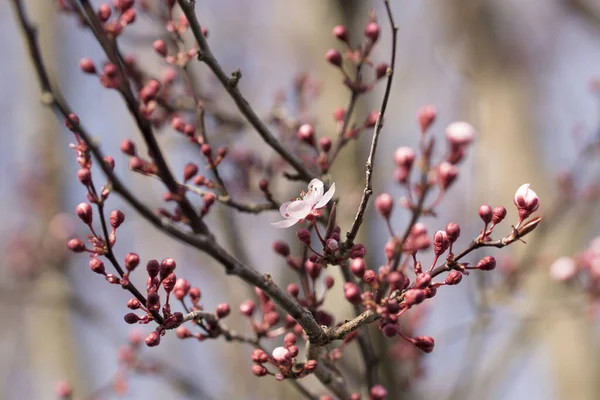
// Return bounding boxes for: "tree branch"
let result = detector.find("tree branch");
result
[176,0,315,183]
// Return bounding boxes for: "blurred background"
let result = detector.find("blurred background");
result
[3,0,600,399]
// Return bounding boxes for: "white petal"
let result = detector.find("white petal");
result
[271,218,300,228]
[279,201,292,217]
[314,183,335,209]
[304,179,324,204]
[286,199,313,219]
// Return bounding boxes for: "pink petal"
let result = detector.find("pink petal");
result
[303,179,324,205]
[314,183,335,209]
[271,218,300,228]
[279,201,292,217]
[286,199,313,219]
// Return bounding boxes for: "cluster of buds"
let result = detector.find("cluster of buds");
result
[239,287,303,337]
[250,333,317,380]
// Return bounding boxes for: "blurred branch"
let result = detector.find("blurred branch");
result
[176,0,315,183]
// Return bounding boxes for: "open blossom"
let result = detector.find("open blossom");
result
[549,256,578,282]
[271,179,335,228]
[514,183,539,221]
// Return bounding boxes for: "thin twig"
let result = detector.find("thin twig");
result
[176,0,315,183]
[345,1,399,246]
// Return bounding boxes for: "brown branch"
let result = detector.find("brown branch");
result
[176,0,315,183]
[184,183,278,214]
[75,0,207,234]
[12,0,328,349]
[345,1,399,246]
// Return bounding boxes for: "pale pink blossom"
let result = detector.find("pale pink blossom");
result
[549,257,578,282]
[514,183,539,221]
[271,179,335,228]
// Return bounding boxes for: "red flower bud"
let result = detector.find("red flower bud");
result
[216,303,231,318]
[476,256,496,271]
[350,258,366,278]
[75,203,93,225]
[89,258,105,274]
[173,278,191,300]
[110,210,125,228]
[319,137,332,153]
[364,22,380,42]
[326,49,343,67]
[239,299,256,316]
[350,244,366,259]
[370,384,388,400]
[77,168,92,186]
[375,193,394,218]
[296,228,311,245]
[343,282,362,304]
[297,124,315,145]
[444,270,463,285]
[124,313,140,324]
[79,58,96,74]
[479,205,493,224]
[333,25,348,42]
[124,253,139,271]
[146,259,160,278]
[417,105,437,133]
[153,40,167,57]
[492,206,507,225]
[183,162,198,182]
[287,283,300,297]
[375,63,388,80]
[67,238,86,253]
[413,336,435,353]
[145,331,161,347]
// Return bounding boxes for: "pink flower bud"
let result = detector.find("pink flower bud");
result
[64,113,80,131]
[239,299,256,316]
[146,259,160,278]
[445,270,463,285]
[298,124,315,145]
[251,348,269,363]
[350,244,366,259]
[173,278,191,300]
[297,228,311,245]
[258,178,269,192]
[153,39,167,57]
[77,168,92,186]
[183,162,198,182]
[513,183,540,221]
[287,283,300,297]
[189,287,201,305]
[89,258,105,274]
[446,121,474,147]
[67,238,86,253]
[201,144,212,159]
[333,25,348,42]
[393,146,416,168]
[284,332,297,347]
[479,205,493,224]
[476,256,496,271]
[413,336,435,353]
[333,107,346,122]
[343,282,362,304]
[120,8,136,25]
[492,206,507,225]
[124,253,139,271]
[350,258,366,278]
[370,384,388,400]
[124,313,140,324]
[375,63,388,80]
[326,49,343,67]
[375,193,394,218]
[171,116,185,132]
[252,364,268,376]
[324,276,335,289]
[272,346,291,364]
[79,58,96,74]
[55,381,72,398]
[433,230,449,256]
[160,258,176,280]
[403,289,425,306]
[326,238,339,252]
[145,331,161,347]
[445,223,460,243]
[272,241,290,257]
[97,4,112,21]
[305,259,322,279]
[127,298,141,309]
[120,139,136,156]
[381,323,397,337]
[363,269,377,284]
[110,210,125,228]
[75,203,93,225]
[417,105,437,133]
[365,111,380,128]
[216,303,230,318]
[319,137,332,152]
[549,257,577,282]
[176,326,192,339]
[162,273,176,293]
[437,162,458,190]
[415,273,432,289]
[364,22,380,42]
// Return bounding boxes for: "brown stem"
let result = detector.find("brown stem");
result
[176,0,315,183]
